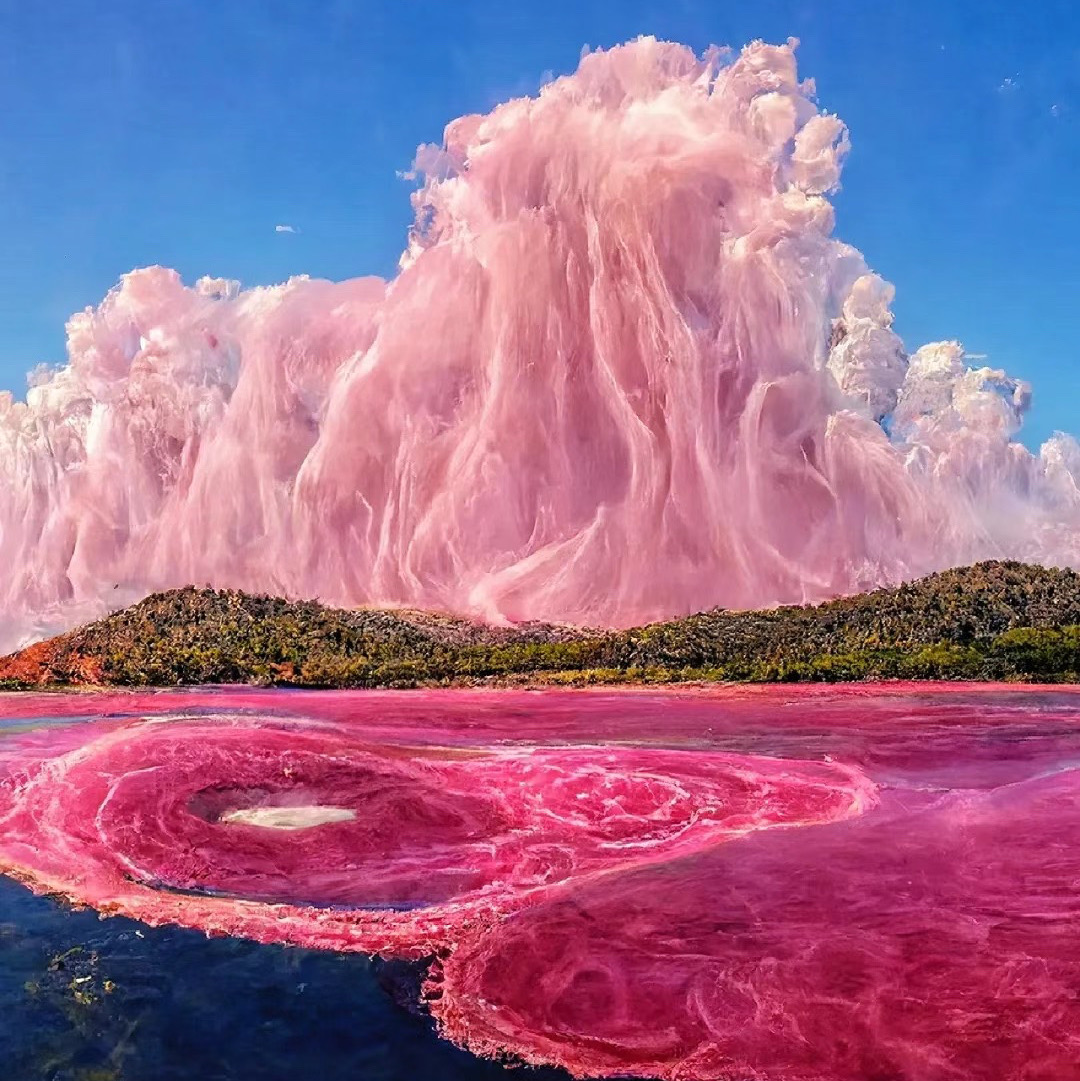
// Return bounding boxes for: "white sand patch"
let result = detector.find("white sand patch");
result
[221,805,356,830]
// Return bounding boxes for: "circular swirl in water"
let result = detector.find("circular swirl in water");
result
[0,711,874,956]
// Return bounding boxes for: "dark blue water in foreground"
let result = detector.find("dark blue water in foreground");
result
[0,875,569,1080]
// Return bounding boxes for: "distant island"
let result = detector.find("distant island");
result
[2,561,1080,690]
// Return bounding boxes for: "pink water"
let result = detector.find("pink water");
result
[3,37,1080,651]
[3,684,1080,1080]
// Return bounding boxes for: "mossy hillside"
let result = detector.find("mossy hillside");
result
[4,562,1080,688]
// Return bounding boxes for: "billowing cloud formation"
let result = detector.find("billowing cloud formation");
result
[1,37,1078,650]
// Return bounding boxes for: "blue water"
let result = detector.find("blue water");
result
[0,875,570,1080]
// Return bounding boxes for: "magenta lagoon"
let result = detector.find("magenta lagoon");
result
[3,684,1080,1080]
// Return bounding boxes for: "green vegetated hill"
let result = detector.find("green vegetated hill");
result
[4,561,1080,689]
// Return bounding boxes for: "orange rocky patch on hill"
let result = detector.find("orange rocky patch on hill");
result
[0,639,101,685]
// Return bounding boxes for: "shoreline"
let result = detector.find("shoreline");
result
[5,676,1080,697]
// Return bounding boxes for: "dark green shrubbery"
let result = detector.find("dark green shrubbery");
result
[989,626,1080,680]
[10,561,1080,688]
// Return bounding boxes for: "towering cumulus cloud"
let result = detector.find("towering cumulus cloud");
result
[1,37,1078,649]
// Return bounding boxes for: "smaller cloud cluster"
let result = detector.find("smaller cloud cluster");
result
[275,224,299,234]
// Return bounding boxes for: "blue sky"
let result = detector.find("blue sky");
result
[0,0,1076,448]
